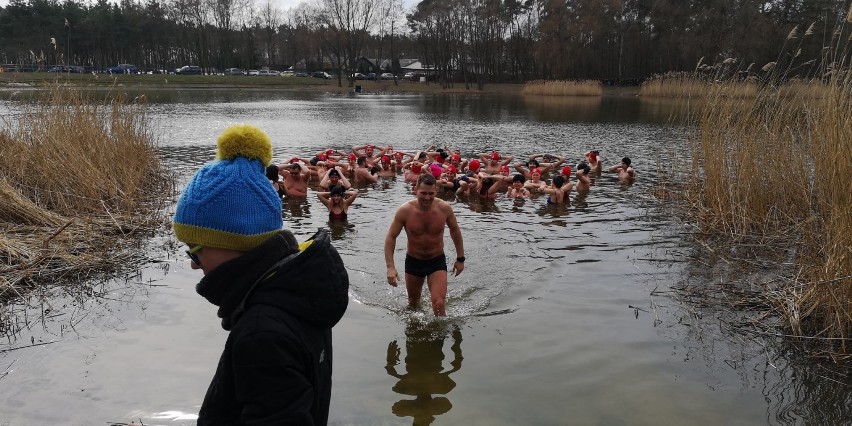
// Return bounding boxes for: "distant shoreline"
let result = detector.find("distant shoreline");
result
[0,73,640,97]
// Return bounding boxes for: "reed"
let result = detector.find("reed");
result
[796,72,852,355]
[0,86,173,306]
[521,79,603,96]
[674,63,852,359]
[641,72,760,98]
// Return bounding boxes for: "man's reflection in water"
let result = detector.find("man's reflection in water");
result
[385,320,463,425]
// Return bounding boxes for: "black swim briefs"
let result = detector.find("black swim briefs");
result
[405,253,447,278]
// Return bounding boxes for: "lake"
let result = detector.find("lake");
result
[0,89,849,425]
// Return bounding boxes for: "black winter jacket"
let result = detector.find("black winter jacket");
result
[195,229,349,425]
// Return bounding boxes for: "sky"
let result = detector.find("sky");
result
[0,0,302,8]
[0,0,418,10]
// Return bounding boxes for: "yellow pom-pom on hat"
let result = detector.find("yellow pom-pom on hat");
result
[173,124,282,252]
[217,124,273,166]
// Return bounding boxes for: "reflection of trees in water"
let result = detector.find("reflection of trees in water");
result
[765,360,852,425]
[385,320,463,425]
[521,95,604,122]
[661,249,852,425]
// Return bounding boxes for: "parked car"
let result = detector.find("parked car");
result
[379,72,395,80]
[352,72,365,80]
[224,68,244,75]
[48,65,70,72]
[311,71,331,79]
[268,70,281,76]
[247,69,259,76]
[258,69,270,76]
[294,72,310,77]
[366,72,377,80]
[108,64,138,74]
[175,65,202,75]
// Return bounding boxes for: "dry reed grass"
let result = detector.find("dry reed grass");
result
[668,66,852,361]
[641,72,760,98]
[522,80,603,96]
[0,86,173,311]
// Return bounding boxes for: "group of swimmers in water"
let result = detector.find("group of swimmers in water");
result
[265,144,637,221]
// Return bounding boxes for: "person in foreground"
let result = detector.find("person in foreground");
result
[384,174,465,316]
[172,124,349,425]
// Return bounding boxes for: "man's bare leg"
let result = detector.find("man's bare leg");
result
[426,270,449,316]
[404,274,425,309]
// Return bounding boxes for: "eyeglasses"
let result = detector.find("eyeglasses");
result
[186,245,203,266]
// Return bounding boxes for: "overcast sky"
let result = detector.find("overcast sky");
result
[0,0,302,8]
[0,0,416,11]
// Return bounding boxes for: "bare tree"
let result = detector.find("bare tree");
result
[258,0,281,67]
[376,0,404,83]
[317,0,379,86]
[207,0,251,69]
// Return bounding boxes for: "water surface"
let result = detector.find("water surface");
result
[0,90,848,425]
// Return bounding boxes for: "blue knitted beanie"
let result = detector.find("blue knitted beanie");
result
[173,124,282,251]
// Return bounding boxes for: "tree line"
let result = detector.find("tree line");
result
[1,0,849,86]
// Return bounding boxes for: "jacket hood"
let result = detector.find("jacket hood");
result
[197,229,349,330]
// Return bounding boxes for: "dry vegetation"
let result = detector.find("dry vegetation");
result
[521,80,603,96]
[0,86,173,324]
[661,15,852,361]
[640,72,760,98]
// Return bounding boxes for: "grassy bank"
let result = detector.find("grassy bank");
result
[0,86,173,319]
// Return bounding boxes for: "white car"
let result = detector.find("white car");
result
[380,73,395,80]
[247,69,259,76]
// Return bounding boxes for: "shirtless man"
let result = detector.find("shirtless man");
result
[319,167,352,190]
[376,155,397,177]
[352,144,388,167]
[608,157,636,181]
[353,156,379,183]
[447,153,467,172]
[483,164,513,199]
[524,153,565,177]
[479,151,513,174]
[575,162,592,194]
[384,174,465,317]
[585,150,602,173]
[266,164,286,197]
[277,160,311,197]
